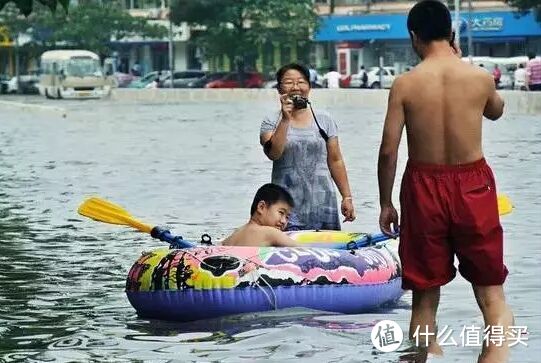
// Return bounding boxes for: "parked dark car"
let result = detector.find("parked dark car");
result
[0,74,9,94]
[20,75,40,94]
[186,72,229,88]
[6,74,40,94]
[160,70,207,88]
[205,72,264,88]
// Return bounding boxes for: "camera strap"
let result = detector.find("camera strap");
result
[308,102,329,142]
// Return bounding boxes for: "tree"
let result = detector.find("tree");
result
[0,0,69,16]
[170,0,320,71]
[505,0,541,22]
[0,2,167,55]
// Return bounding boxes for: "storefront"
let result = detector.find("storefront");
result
[315,10,541,76]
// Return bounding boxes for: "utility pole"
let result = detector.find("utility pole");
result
[454,0,460,49]
[327,0,335,68]
[15,33,20,94]
[168,6,174,88]
[467,0,473,62]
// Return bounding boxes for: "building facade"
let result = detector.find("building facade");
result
[313,1,541,76]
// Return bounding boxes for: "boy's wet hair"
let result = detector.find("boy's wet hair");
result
[276,63,310,86]
[407,0,452,43]
[250,183,294,216]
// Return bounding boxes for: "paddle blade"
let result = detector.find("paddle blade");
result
[498,194,513,216]
[78,197,152,233]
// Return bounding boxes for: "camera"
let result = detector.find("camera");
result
[290,95,309,109]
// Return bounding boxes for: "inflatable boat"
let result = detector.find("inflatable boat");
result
[126,239,402,321]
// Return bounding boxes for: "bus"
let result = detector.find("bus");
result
[38,50,112,99]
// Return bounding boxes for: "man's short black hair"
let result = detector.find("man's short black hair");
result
[250,183,294,216]
[407,0,452,43]
[276,63,310,85]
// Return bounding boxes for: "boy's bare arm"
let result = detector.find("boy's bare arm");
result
[483,74,505,121]
[269,228,300,247]
[378,76,406,207]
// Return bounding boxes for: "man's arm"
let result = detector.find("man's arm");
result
[483,74,505,121]
[378,77,406,209]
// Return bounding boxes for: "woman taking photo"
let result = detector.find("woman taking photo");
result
[260,63,355,231]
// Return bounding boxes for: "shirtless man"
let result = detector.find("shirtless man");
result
[377,1,513,362]
[222,183,299,247]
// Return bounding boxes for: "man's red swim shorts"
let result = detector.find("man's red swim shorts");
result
[399,158,508,290]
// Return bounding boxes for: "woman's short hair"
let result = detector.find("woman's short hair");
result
[276,63,310,86]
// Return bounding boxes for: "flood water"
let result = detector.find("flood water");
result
[0,94,539,362]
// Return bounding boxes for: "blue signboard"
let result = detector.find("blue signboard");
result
[315,10,541,41]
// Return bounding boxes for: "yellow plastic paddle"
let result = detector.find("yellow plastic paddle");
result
[78,197,152,233]
[78,197,195,248]
[497,194,513,216]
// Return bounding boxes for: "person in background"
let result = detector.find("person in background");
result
[377,1,513,361]
[260,63,355,231]
[359,65,368,88]
[493,64,501,88]
[514,63,527,90]
[145,77,159,89]
[131,62,141,77]
[526,52,541,91]
[222,183,299,247]
[323,66,341,89]
[145,71,161,89]
[308,64,318,88]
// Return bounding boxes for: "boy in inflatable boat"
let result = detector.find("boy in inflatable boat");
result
[222,183,300,247]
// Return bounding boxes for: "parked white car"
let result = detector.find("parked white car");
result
[349,70,369,88]
[366,67,396,89]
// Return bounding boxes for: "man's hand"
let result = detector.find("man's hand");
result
[379,204,399,237]
[451,41,462,58]
[341,198,356,222]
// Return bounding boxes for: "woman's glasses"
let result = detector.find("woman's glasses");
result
[281,79,309,88]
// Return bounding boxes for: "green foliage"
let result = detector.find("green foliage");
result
[170,0,319,61]
[505,0,541,21]
[0,2,167,54]
[0,0,69,16]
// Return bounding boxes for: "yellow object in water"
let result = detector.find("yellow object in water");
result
[78,197,152,233]
[497,194,513,216]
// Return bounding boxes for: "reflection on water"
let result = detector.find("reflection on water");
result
[0,98,539,362]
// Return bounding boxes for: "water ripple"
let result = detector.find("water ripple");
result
[0,100,538,362]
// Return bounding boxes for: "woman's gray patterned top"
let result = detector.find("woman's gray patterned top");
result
[260,110,341,231]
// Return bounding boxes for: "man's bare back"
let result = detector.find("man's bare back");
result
[393,54,504,164]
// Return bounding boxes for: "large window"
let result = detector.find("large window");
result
[67,58,102,77]
[124,0,163,9]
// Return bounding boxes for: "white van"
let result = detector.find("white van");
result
[38,50,111,99]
